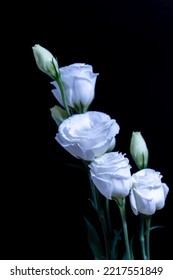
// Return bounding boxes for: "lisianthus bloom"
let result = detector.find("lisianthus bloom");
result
[130,131,149,169]
[55,111,120,161]
[51,63,98,112]
[32,44,59,79]
[129,168,169,215]
[89,152,132,199]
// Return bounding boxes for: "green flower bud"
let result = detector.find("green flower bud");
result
[130,131,149,169]
[32,44,59,79]
[50,105,68,126]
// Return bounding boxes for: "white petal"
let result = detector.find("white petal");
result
[133,188,156,215]
[129,191,139,215]
[51,81,64,106]
[90,173,112,199]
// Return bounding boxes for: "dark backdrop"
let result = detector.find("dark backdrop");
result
[1,0,173,260]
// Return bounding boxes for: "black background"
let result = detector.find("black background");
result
[1,0,173,260]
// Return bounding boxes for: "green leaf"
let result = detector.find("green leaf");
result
[144,225,164,235]
[121,235,134,260]
[111,229,122,260]
[130,235,135,260]
[88,199,97,213]
[50,105,68,126]
[83,216,105,260]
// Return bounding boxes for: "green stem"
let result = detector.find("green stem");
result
[56,76,71,117]
[145,215,152,260]
[115,198,132,260]
[82,160,110,259]
[140,214,147,260]
[88,174,99,211]
[106,198,112,235]
[90,179,110,259]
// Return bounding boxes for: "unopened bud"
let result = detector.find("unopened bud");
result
[130,131,149,169]
[32,44,59,79]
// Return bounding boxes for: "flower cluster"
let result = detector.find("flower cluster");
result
[32,44,169,260]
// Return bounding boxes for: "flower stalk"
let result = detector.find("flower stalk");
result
[145,215,152,260]
[89,173,110,259]
[115,198,132,260]
[140,214,147,260]
[55,74,71,117]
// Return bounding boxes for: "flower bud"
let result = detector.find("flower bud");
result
[130,131,149,169]
[32,44,59,79]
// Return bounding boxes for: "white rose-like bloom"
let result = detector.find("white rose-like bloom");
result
[55,111,120,161]
[51,63,98,112]
[89,152,132,200]
[130,168,169,215]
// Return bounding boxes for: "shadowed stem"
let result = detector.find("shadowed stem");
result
[140,214,147,260]
[82,160,110,259]
[56,76,71,117]
[89,178,110,259]
[106,198,112,236]
[115,198,132,260]
[145,215,152,260]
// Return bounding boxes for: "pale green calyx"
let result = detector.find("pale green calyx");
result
[130,131,149,169]
[32,44,59,79]
[50,105,68,126]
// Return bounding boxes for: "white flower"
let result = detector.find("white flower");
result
[32,44,59,79]
[89,152,132,200]
[55,111,120,161]
[51,63,98,112]
[130,131,149,169]
[130,168,169,215]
